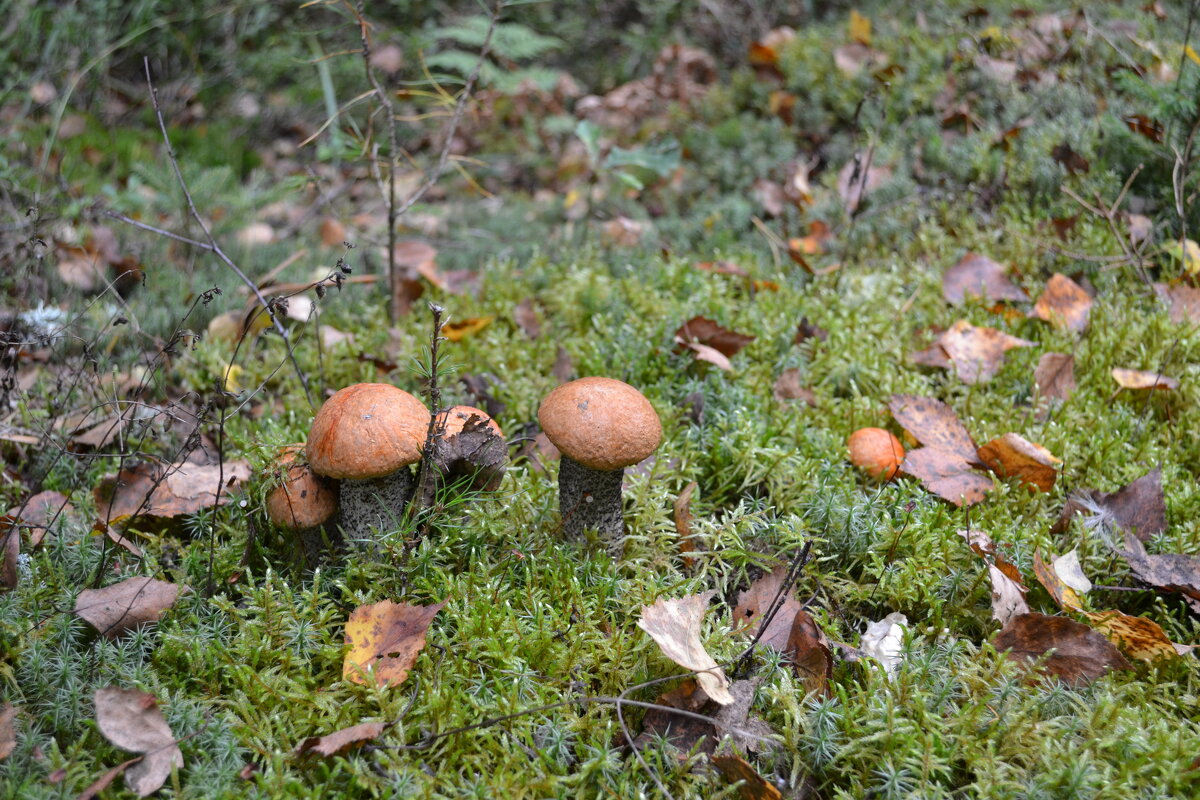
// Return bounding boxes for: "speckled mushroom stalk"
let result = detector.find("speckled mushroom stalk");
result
[306,383,429,541]
[538,377,662,551]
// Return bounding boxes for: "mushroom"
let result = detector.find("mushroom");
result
[433,405,507,493]
[537,377,661,549]
[265,448,340,563]
[847,427,905,481]
[306,383,429,539]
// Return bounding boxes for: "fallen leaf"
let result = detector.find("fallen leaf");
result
[794,317,829,345]
[1082,610,1183,662]
[1120,533,1200,612]
[343,599,444,687]
[942,253,1029,305]
[733,566,804,652]
[888,394,978,462]
[1128,214,1154,245]
[295,722,386,757]
[1032,273,1092,332]
[788,221,833,257]
[1123,114,1164,143]
[938,320,1033,384]
[837,155,890,212]
[674,482,698,565]
[0,703,14,760]
[901,447,992,506]
[638,590,734,705]
[785,609,833,696]
[1051,142,1090,175]
[513,298,542,339]
[993,613,1131,685]
[1056,470,1166,542]
[552,346,574,383]
[319,218,346,247]
[1034,352,1075,402]
[3,491,74,548]
[849,9,872,45]
[631,679,716,756]
[237,222,276,247]
[772,369,817,406]
[70,415,129,450]
[748,27,795,71]
[958,530,1029,625]
[600,217,646,247]
[93,460,251,526]
[74,577,187,638]
[441,317,493,342]
[674,317,755,360]
[976,53,1017,82]
[752,179,786,217]
[93,687,184,797]
[977,433,1060,492]
[713,753,783,800]
[833,42,888,78]
[695,260,750,278]
[1154,283,1200,324]
[1112,367,1177,392]
[1032,549,1083,611]
[1052,550,1093,594]
[860,612,907,678]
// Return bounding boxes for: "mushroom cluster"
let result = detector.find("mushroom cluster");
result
[538,377,661,550]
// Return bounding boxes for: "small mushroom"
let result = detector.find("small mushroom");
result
[848,427,905,481]
[538,377,661,550]
[434,405,507,493]
[306,383,429,539]
[265,448,340,563]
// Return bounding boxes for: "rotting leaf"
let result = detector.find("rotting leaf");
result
[772,369,817,406]
[343,599,444,687]
[631,678,715,757]
[1082,610,1184,662]
[674,317,755,361]
[1119,533,1200,613]
[93,687,184,797]
[1154,283,1200,325]
[785,609,833,696]
[1051,142,1090,175]
[888,394,978,463]
[74,577,187,638]
[638,590,734,705]
[1056,470,1166,542]
[93,460,251,527]
[942,253,1029,306]
[1112,367,1177,392]
[993,613,1131,685]
[938,320,1032,385]
[733,565,804,652]
[902,447,992,506]
[713,753,783,800]
[1034,352,1075,402]
[441,317,493,342]
[977,433,1060,492]
[513,298,542,339]
[295,722,386,758]
[1032,273,1092,332]
[795,317,829,345]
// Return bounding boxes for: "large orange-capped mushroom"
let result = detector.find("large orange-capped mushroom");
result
[538,377,661,550]
[307,383,429,538]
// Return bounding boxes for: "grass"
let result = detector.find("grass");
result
[3,0,1200,797]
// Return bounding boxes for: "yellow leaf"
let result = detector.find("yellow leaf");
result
[222,365,243,394]
[441,316,493,342]
[343,600,444,687]
[1186,45,1200,66]
[849,10,872,46]
[1185,238,1200,274]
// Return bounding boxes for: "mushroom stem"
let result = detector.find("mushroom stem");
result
[558,456,625,548]
[337,469,415,541]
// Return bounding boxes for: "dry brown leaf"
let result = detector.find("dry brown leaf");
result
[513,298,542,339]
[1120,533,1200,613]
[93,687,184,797]
[75,577,187,638]
[674,481,698,566]
[1055,470,1166,542]
[938,320,1033,384]
[3,492,72,548]
[695,260,750,278]
[785,609,833,696]
[836,155,890,212]
[1051,142,1090,175]
[713,753,783,800]
[1032,273,1092,332]
[94,460,251,526]
[942,253,1029,305]
[752,179,786,218]
[674,317,755,359]
[1112,367,1178,392]
[833,42,888,78]
[1032,549,1083,611]
[631,678,715,756]
[794,317,829,345]
[1154,282,1200,324]
[0,703,15,760]
[732,566,803,652]
[993,613,1131,685]
[295,722,386,757]
[900,447,992,506]
[319,218,346,247]
[1034,352,1075,402]
[70,415,128,451]
[441,317,493,342]
[551,346,574,383]
[888,394,978,462]
[977,433,1060,492]
[1082,610,1183,662]
[958,530,1029,625]
[600,216,646,247]
[343,599,444,687]
[638,590,734,705]
[772,369,817,406]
